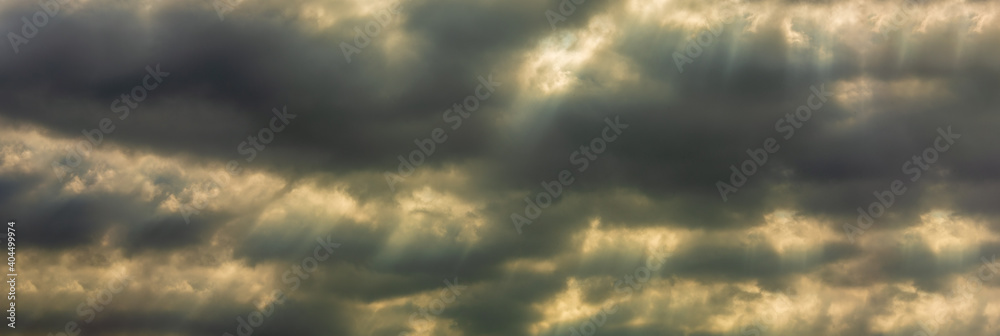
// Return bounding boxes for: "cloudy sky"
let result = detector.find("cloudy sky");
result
[2,0,1000,335]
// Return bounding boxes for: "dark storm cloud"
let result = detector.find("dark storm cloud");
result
[1,0,992,229]
[0,0,543,175]
[0,174,230,253]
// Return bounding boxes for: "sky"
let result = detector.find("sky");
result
[1,0,1000,335]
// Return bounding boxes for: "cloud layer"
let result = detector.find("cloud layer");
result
[3,0,1000,335]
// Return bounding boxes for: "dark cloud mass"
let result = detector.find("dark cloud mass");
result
[2,0,1000,335]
